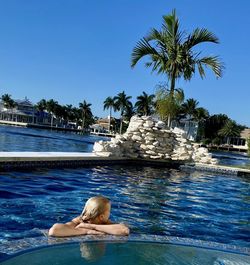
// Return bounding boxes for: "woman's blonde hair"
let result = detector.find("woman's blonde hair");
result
[80,196,110,222]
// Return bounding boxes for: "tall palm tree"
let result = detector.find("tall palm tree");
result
[79,100,92,131]
[103,96,116,132]
[131,9,224,126]
[135,91,155,116]
[114,91,132,134]
[218,120,241,144]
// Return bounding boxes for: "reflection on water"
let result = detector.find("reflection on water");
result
[0,165,249,248]
[80,242,106,261]
[1,241,249,265]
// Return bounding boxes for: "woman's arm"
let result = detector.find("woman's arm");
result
[76,223,130,236]
[48,223,105,237]
[48,216,105,237]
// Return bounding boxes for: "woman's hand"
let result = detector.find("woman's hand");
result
[77,223,129,236]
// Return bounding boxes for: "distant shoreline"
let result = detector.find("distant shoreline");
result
[0,120,83,133]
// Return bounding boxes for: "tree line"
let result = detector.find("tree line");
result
[1,91,245,144]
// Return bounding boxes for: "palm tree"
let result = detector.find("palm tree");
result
[1,94,16,109]
[46,99,58,127]
[181,98,199,119]
[218,120,241,144]
[180,98,199,137]
[64,104,74,123]
[123,102,134,122]
[1,94,16,121]
[194,107,209,122]
[103,96,117,132]
[53,104,67,126]
[131,9,224,126]
[79,100,92,131]
[135,91,155,116]
[114,91,132,134]
[194,107,209,141]
[204,114,230,142]
[35,99,47,112]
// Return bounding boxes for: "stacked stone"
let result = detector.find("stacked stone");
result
[123,116,175,159]
[192,144,218,164]
[171,127,193,161]
[93,115,218,165]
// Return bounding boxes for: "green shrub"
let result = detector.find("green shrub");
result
[212,137,221,145]
[202,138,211,145]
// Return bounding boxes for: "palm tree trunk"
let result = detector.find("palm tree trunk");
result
[168,69,176,127]
[50,113,53,128]
[167,115,171,127]
[119,116,123,134]
[108,108,111,132]
[170,75,176,97]
[82,114,85,132]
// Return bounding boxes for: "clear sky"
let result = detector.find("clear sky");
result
[0,0,249,126]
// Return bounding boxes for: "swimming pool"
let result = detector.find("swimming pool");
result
[0,165,249,251]
[1,240,249,265]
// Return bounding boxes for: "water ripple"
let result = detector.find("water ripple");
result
[0,165,249,248]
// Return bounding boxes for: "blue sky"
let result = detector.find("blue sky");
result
[0,0,249,126]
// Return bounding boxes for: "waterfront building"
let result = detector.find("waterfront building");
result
[0,97,36,124]
[171,118,199,141]
[0,97,56,127]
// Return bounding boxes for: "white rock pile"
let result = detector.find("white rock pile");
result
[93,116,218,165]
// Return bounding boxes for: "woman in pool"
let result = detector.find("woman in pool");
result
[49,196,129,237]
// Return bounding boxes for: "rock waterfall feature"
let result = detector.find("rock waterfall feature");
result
[93,116,217,165]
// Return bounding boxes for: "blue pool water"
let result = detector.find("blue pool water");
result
[0,124,250,258]
[0,165,249,248]
[1,241,249,265]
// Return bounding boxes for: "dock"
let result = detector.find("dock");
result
[90,131,115,137]
[208,145,247,153]
[0,120,83,133]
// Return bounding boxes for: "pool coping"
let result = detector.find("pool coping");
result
[0,152,181,170]
[0,234,249,261]
[0,152,250,176]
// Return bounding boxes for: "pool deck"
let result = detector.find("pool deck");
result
[0,152,250,176]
